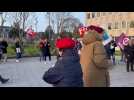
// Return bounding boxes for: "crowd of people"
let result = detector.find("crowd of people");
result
[39,36,51,63]
[0,25,134,87]
[43,25,134,87]
[43,25,111,87]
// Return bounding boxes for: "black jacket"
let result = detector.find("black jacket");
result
[124,45,134,61]
[0,42,3,54]
[1,40,8,53]
[43,48,83,87]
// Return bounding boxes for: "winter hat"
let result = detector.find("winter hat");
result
[78,25,104,38]
[87,25,104,34]
[56,37,75,49]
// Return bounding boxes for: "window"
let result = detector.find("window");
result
[115,22,118,29]
[122,21,126,28]
[97,12,100,17]
[108,23,112,30]
[102,12,106,16]
[5,28,10,32]
[108,12,112,15]
[87,13,90,19]
[92,12,95,18]
[130,21,134,28]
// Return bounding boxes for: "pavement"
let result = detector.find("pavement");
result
[0,57,134,87]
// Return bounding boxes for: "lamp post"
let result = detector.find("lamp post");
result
[47,12,51,40]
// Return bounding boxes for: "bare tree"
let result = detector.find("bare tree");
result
[62,16,83,33]
[0,12,8,37]
[45,12,72,33]
[9,12,36,40]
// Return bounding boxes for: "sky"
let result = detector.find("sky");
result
[36,12,85,32]
[3,12,85,32]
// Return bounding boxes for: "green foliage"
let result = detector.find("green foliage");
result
[9,27,19,38]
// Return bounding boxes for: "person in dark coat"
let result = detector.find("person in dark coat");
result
[43,37,83,87]
[43,38,51,61]
[110,40,117,65]
[124,40,134,72]
[1,38,8,63]
[0,39,3,62]
[0,38,9,84]
[104,42,111,60]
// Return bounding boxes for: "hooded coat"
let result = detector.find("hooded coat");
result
[80,31,110,87]
[43,48,83,87]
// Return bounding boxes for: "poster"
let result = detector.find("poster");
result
[116,33,129,49]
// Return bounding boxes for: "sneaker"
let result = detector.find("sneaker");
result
[1,78,9,84]
[16,60,20,63]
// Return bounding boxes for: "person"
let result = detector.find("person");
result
[74,38,82,56]
[120,48,125,63]
[43,37,83,87]
[104,42,111,60]
[80,25,110,87]
[1,38,8,63]
[15,38,22,63]
[124,39,134,72]
[0,38,9,84]
[43,38,51,61]
[56,48,62,60]
[110,40,117,65]
[0,38,3,63]
[39,37,46,61]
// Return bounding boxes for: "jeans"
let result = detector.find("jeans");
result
[3,53,7,62]
[111,53,116,65]
[16,53,21,59]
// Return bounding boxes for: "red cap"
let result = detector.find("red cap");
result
[56,37,75,49]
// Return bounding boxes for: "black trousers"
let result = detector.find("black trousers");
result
[43,55,51,61]
[0,54,2,61]
[126,59,134,72]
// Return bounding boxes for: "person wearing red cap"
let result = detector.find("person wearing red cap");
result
[80,25,110,87]
[43,37,83,87]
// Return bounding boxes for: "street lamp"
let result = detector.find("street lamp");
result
[47,12,51,40]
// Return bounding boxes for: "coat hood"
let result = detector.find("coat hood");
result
[82,31,103,45]
[62,48,80,63]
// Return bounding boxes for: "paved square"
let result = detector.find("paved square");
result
[0,57,134,87]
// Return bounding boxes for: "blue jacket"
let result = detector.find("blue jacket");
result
[43,48,83,87]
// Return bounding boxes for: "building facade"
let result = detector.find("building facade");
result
[86,12,134,37]
[0,26,12,38]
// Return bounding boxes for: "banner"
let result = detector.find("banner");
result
[116,33,129,49]
[26,27,36,40]
[102,31,112,45]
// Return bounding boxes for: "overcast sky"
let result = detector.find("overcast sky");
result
[4,12,85,32]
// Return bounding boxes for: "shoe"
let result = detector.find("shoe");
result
[1,78,9,84]
[16,60,20,63]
